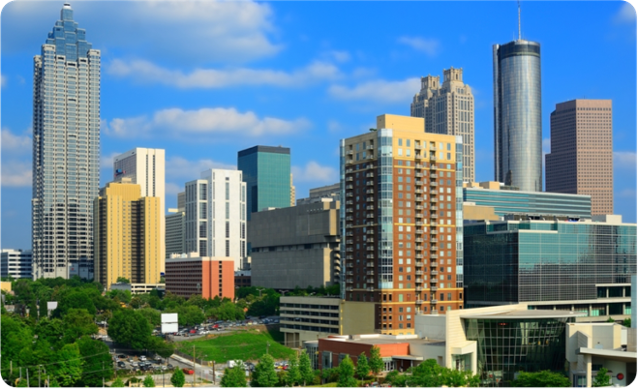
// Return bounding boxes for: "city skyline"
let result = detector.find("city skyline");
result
[2,1,636,250]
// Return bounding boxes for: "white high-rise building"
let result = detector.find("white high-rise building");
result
[1,249,33,279]
[113,148,166,270]
[410,67,475,183]
[184,169,247,270]
[32,3,101,279]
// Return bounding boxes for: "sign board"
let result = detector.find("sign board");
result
[47,301,58,310]
[161,313,178,334]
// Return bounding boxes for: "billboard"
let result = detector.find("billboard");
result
[161,313,178,334]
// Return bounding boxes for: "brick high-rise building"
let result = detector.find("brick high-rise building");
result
[545,99,613,215]
[340,114,464,335]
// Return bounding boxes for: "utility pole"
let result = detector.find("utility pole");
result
[102,362,105,388]
[193,346,196,387]
[38,366,41,387]
[10,361,12,377]
[26,368,29,387]
[212,361,216,384]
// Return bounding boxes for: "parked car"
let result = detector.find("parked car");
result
[128,358,135,363]
[117,354,127,359]
[117,361,126,368]
[167,364,174,370]
[140,356,147,361]
[182,368,194,375]
[189,329,197,334]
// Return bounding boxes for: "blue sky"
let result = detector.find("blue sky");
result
[1,1,636,250]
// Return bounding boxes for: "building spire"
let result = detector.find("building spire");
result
[518,1,521,40]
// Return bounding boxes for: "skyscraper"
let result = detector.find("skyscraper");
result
[237,146,291,220]
[113,148,166,268]
[493,34,542,192]
[411,67,475,183]
[546,99,613,215]
[184,169,247,270]
[32,3,100,279]
[94,179,161,289]
[341,114,464,334]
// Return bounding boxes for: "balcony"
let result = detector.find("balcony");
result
[346,192,353,198]
[415,145,423,150]
[346,278,353,283]
[415,189,423,194]
[366,189,374,194]
[415,299,424,305]
[346,200,353,205]
[367,238,374,243]
[431,270,438,276]
[415,228,423,234]
[367,197,374,202]
[415,221,424,226]
[346,216,353,221]
[367,181,374,186]
[346,247,353,252]
[367,278,374,283]
[346,287,353,291]
[346,240,353,245]
[430,246,437,252]
[431,299,438,304]
[346,223,353,228]
[367,145,374,150]
[415,245,424,251]
[430,278,437,284]
[429,145,437,151]
[347,150,354,155]
[430,238,438,243]
[415,180,423,186]
[416,270,424,275]
[345,255,353,260]
[415,254,424,259]
[367,254,374,259]
[366,270,374,276]
[346,231,354,236]
[415,261,423,267]
[430,261,437,267]
[415,286,423,292]
[416,206,424,210]
[366,172,374,178]
[415,164,424,169]
[415,278,423,284]
[431,286,438,292]
[430,154,437,161]
[367,229,375,235]
[430,197,438,203]
[415,154,423,159]
[366,205,374,210]
[429,163,438,170]
[415,196,423,202]
[367,246,374,251]
[366,213,374,219]
[367,261,374,267]
[415,172,423,178]
[431,174,438,179]
[431,206,438,211]
[346,185,353,190]
[430,213,438,219]
[346,271,353,276]
[415,214,423,220]
[430,221,438,227]
[430,253,438,259]
[346,168,353,173]
[367,287,375,292]
[415,238,424,243]
[346,177,354,182]
[347,263,353,268]
[346,208,353,213]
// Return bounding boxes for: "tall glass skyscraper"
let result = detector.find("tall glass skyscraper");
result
[237,146,291,220]
[493,39,542,192]
[32,3,100,279]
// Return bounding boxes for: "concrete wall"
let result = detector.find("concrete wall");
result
[341,301,375,335]
[463,203,499,221]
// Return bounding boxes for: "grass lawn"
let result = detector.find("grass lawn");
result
[176,329,295,363]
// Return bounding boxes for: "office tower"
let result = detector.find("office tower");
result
[1,249,33,279]
[290,174,296,206]
[113,148,166,267]
[32,3,100,279]
[493,35,542,192]
[546,99,613,215]
[237,146,291,220]
[411,67,475,183]
[464,215,635,320]
[166,208,185,258]
[340,114,464,334]
[184,169,247,270]
[165,253,235,300]
[94,179,161,289]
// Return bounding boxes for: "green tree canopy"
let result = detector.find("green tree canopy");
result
[139,307,161,327]
[593,367,612,387]
[147,336,175,358]
[62,308,99,343]
[76,336,113,387]
[107,308,152,350]
[53,289,97,317]
[171,369,186,388]
[143,374,156,387]
[34,317,65,348]
[49,343,83,386]
[355,353,370,380]
[336,355,357,387]
[116,277,130,284]
[106,289,132,304]
[111,377,126,387]
[252,354,278,387]
[1,314,34,372]
[368,346,383,376]
[286,353,301,386]
[510,370,571,387]
[221,362,248,387]
[298,350,315,386]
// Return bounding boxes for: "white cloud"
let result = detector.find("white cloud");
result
[327,120,343,133]
[614,151,637,170]
[3,1,282,64]
[292,161,338,184]
[326,50,351,63]
[618,188,637,199]
[165,156,236,182]
[328,78,420,103]
[1,128,31,155]
[542,138,551,154]
[398,36,441,57]
[100,151,122,170]
[614,2,636,24]
[1,75,6,88]
[103,107,311,139]
[107,59,341,89]
[1,160,31,187]
[165,183,183,197]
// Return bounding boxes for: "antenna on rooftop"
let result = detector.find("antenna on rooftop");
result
[518,1,521,40]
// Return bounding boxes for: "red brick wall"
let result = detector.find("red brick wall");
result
[166,259,234,300]
[317,338,410,369]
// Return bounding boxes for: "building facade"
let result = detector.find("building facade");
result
[93,180,161,289]
[493,39,542,192]
[113,148,166,267]
[297,183,341,205]
[237,146,291,220]
[464,217,636,319]
[32,3,101,279]
[411,67,475,183]
[249,201,341,290]
[546,99,613,216]
[166,208,185,258]
[0,249,33,279]
[340,114,464,335]
[184,169,246,270]
[165,253,234,300]
[463,186,592,219]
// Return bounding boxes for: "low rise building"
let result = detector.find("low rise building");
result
[165,253,234,300]
[110,282,164,295]
[166,207,185,259]
[1,249,33,279]
[235,270,251,288]
[250,201,340,290]
[296,183,341,205]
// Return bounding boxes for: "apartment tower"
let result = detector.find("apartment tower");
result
[546,99,613,215]
[411,67,475,183]
[341,114,464,335]
[32,3,101,279]
[184,169,247,270]
[94,179,161,289]
[113,148,166,268]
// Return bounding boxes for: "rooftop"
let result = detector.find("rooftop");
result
[321,334,444,347]
[460,309,585,320]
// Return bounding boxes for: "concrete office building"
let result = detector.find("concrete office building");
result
[463,183,592,219]
[290,174,296,206]
[166,208,185,258]
[464,216,636,320]
[493,33,542,192]
[32,3,101,279]
[0,249,33,279]
[411,67,475,183]
[250,201,341,290]
[184,169,246,270]
[114,148,166,269]
[297,183,341,205]
[94,179,161,289]
[165,253,234,300]
[238,146,291,220]
[546,99,613,215]
[340,114,464,335]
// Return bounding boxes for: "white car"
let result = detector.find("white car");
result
[140,356,147,361]
[198,330,209,335]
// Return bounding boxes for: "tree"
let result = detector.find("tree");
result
[107,309,152,350]
[221,362,248,387]
[130,296,143,309]
[252,354,278,387]
[336,355,357,387]
[368,347,383,377]
[607,317,616,323]
[139,307,161,327]
[62,308,99,343]
[171,369,186,388]
[355,353,370,381]
[111,377,125,387]
[147,336,175,358]
[510,370,571,387]
[298,350,314,386]
[106,289,132,304]
[77,336,114,387]
[286,353,301,386]
[34,318,65,348]
[116,277,130,284]
[623,318,631,327]
[593,367,612,387]
[143,374,156,387]
[53,289,97,317]
[49,343,83,386]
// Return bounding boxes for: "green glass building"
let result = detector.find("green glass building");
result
[238,146,291,220]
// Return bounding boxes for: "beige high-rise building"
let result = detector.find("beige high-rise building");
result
[290,174,296,206]
[411,67,475,183]
[94,179,161,289]
[546,99,613,215]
